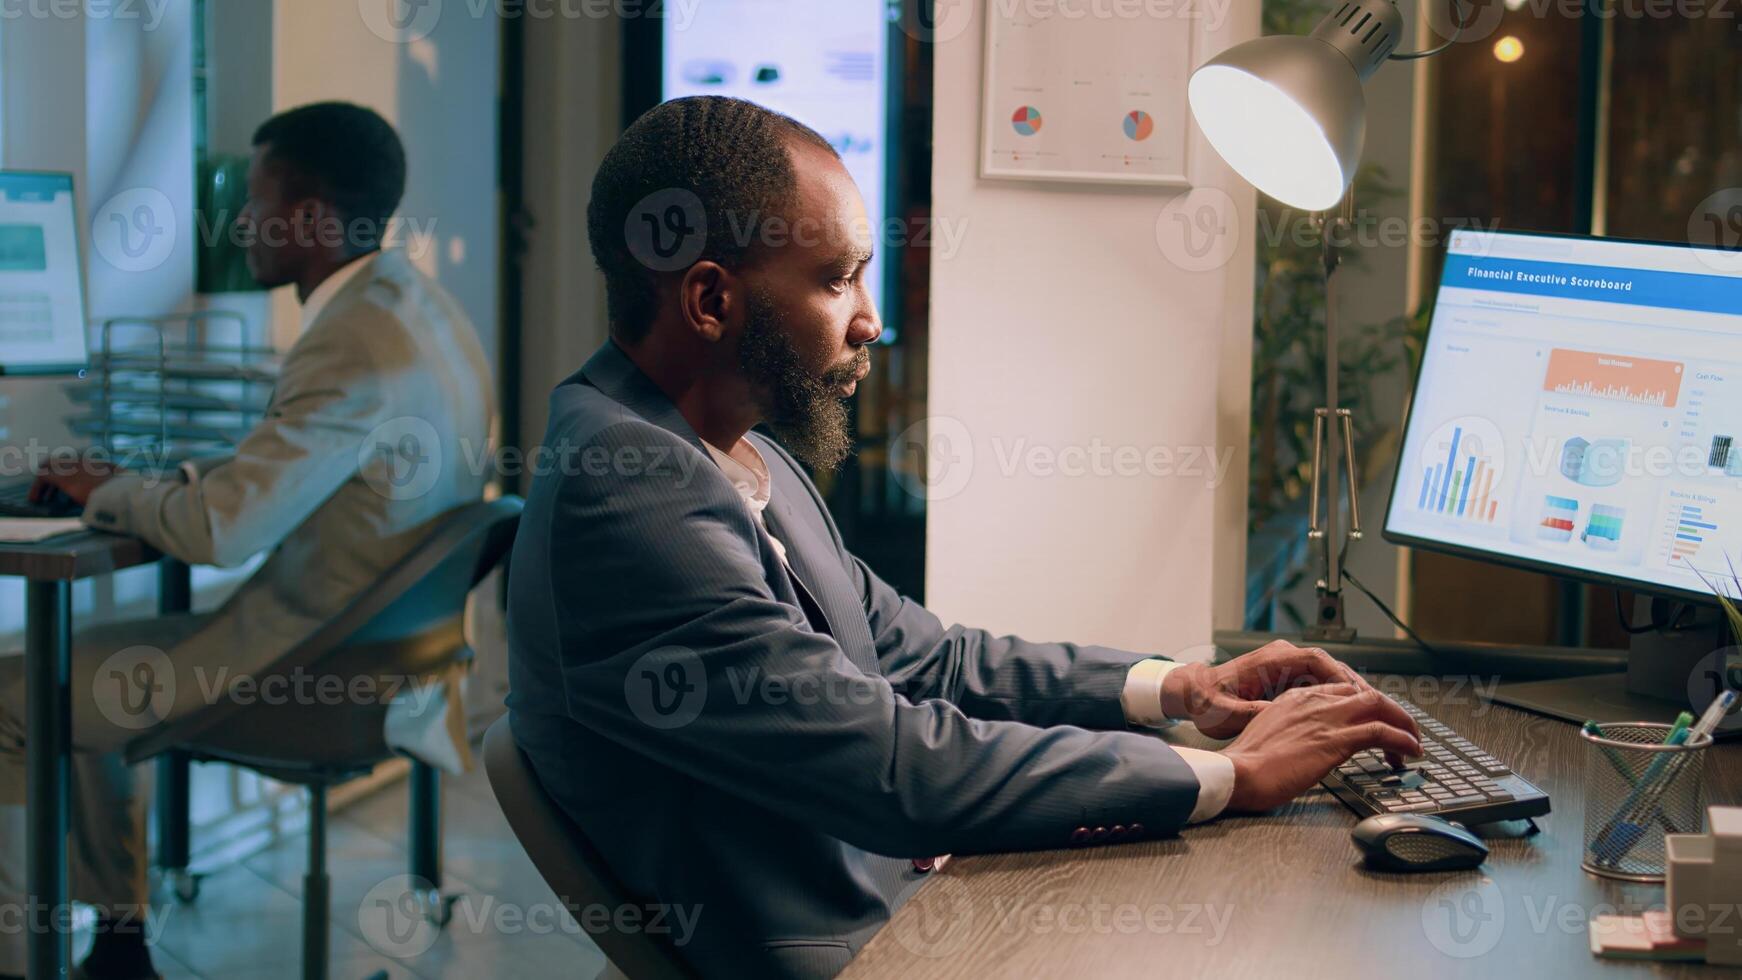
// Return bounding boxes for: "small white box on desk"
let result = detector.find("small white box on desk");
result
[1665,805,1742,965]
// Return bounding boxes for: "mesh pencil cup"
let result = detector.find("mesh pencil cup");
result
[1581,721,1714,882]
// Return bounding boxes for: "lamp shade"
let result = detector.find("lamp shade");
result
[1188,0,1403,211]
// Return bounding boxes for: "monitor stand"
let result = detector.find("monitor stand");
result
[1492,596,1740,730]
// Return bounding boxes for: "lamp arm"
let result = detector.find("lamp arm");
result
[1304,191,1359,640]
[1387,0,1464,61]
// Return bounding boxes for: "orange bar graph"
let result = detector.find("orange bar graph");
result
[1543,348,1683,407]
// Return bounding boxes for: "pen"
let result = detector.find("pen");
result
[1696,689,1739,735]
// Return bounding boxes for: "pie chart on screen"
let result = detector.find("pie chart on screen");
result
[1124,110,1154,141]
[1011,106,1043,136]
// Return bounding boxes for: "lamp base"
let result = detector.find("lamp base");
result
[1303,587,1356,643]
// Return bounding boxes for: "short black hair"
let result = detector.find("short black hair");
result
[252,102,407,252]
[587,96,839,342]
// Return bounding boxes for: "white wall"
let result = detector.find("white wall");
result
[924,5,1259,656]
[517,13,620,452]
[270,2,499,356]
[1,11,86,190]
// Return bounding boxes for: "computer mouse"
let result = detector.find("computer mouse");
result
[1352,813,1488,872]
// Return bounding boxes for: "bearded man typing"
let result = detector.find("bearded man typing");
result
[505,96,1420,980]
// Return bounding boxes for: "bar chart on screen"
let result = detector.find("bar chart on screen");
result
[1655,495,1721,569]
[1413,416,1505,525]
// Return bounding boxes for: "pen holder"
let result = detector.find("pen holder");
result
[1580,722,1714,882]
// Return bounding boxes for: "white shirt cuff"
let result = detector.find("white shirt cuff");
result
[1121,657,1184,729]
[1173,747,1236,823]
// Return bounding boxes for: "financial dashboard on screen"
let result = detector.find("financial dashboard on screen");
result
[1384,230,1742,601]
[0,171,88,373]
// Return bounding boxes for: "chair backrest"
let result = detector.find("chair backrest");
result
[125,496,524,765]
[482,717,697,980]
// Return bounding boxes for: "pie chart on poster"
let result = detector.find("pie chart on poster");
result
[1124,110,1155,141]
[1011,106,1043,136]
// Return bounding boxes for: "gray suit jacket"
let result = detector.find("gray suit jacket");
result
[506,341,1199,979]
[84,249,495,763]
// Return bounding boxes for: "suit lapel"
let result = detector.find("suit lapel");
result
[761,477,879,674]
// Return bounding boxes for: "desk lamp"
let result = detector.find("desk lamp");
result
[1188,0,1457,640]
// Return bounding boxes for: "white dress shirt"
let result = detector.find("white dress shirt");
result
[704,438,1235,825]
[302,250,381,330]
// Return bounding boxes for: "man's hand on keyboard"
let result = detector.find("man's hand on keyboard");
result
[31,451,124,506]
[1159,640,1375,739]
[1220,685,1423,813]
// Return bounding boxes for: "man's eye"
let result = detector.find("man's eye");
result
[829,277,851,293]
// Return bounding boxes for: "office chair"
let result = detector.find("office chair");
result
[482,717,698,980]
[126,496,524,980]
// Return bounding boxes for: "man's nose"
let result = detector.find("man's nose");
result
[850,313,883,348]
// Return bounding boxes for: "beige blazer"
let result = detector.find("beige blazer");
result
[83,248,496,768]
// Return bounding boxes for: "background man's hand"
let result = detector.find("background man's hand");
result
[1220,684,1423,813]
[30,452,123,506]
[1159,639,1373,739]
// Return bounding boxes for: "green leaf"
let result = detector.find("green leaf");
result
[1688,559,1742,646]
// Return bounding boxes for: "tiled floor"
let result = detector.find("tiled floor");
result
[125,756,610,980]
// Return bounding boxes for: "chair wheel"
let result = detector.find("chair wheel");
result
[169,870,202,904]
[414,888,458,928]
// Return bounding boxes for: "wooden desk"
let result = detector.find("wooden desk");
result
[843,696,1742,979]
[2,530,161,979]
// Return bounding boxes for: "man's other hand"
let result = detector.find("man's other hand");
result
[1220,684,1423,813]
[31,452,123,506]
[1159,639,1375,739]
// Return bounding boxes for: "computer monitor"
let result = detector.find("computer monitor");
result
[1385,229,1742,724]
[0,171,89,375]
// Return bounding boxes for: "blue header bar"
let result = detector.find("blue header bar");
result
[0,171,73,205]
[1442,253,1742,316]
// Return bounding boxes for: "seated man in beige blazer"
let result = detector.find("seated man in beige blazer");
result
[0,102,494,980]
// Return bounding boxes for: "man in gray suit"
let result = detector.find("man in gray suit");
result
[506,96,1421,979]
[1,103,494,980]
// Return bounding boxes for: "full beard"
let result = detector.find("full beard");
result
[737,289,867,472]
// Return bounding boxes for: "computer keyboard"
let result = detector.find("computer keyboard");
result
[1322,696,1551,825]
[0,479,82,519]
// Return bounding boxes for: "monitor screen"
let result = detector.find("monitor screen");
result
[1384,230,1742,602]
[0,172,88,374]
[662,0,892,339]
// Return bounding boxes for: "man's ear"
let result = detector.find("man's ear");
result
[677,260,741,343]
[290,197,330,248]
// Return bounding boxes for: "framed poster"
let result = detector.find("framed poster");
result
[980,3,1197,187]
